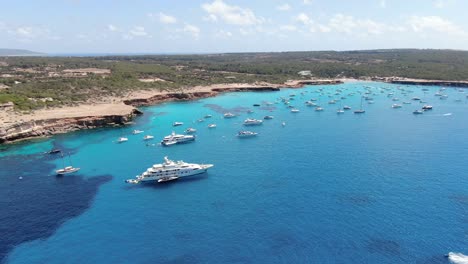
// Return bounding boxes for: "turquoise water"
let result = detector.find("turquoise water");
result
[1,82,467,263]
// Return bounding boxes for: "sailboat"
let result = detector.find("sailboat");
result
[354,96,366,114]
[56,153,80,175]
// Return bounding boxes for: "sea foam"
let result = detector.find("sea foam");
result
[448,252,468,264]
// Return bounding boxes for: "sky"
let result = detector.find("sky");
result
[1,0,468,53]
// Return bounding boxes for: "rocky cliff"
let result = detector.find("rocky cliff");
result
[0,110,141,144]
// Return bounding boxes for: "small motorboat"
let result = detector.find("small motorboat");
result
[264,115,274,120]
[253,104,261,107]
[336,109,345,114]
[237,131,258,138]
[208,124,217,128]
[291,108,300,113]
[132,130,144,135]
[224,112,236,118]
[413,110,424,115]
[422,105,433,110]
[354,109,365,114]
[143,135,154,141]
[282,122,286,127]
[117,137,128,143]
[173,122,184,127]
[185,128,197,134]
[392,104,402,108]
[204,114,212,118]
[343,105,351,110]
[315,107,324,112]
[46,149,61,154]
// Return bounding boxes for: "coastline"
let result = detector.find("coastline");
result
[0,79,367,144]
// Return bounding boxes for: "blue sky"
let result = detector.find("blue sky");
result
[1,0,467,53]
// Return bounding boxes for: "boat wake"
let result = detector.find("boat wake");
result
[443,113,453,116]
[447,252,468,264]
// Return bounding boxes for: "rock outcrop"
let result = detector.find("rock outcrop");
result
[0,112,138,144]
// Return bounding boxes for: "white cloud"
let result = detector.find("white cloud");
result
[158,12,177,24]
[326,14,386,35]
[183,24,200,38]
[408,15,465,36]
[276,3,291,11]
[295,13,312,25]
[303,0,312,5]
[202,0,264,25]
[108,24,118,32]
[130,26,149,37]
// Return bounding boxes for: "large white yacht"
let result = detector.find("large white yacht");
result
[161,132,195,146]
[126,157,214,184]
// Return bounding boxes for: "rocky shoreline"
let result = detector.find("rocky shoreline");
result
[0,80,340,144]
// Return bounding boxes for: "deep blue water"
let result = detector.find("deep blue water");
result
[1,82,467,263]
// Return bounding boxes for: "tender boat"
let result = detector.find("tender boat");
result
[132,130,144,135]
[328,100,336,104]
[392,104,402,108]
[412,97,421,101]
[243,118,263,126]
[224,112,236,118]
[143,135,154,141]
[173,122,184,127]
[336,109,345,114]
[413,110,424,115]
[208,124,217,128]
[126,156,213,184]
[204,114,212,118]
[264,115,274,120]
[291,108,300,113]
[161,132,195,146]
[315,107,324,112]
[253,104,261,107]
[237,131,258,138]
[343,105,351,110]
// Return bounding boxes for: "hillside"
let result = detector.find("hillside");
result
[1,49,467,110]
[0,49,44,56]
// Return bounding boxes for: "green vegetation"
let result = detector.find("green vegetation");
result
[1,49,467,110]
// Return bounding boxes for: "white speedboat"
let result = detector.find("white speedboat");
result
[336,109,345,114]
[243,118,263,126]
[315,107,324,112]
[173,122,184,127]
[204,114,212,118]
[413,110,424,115]
[117,137,128,143]
[343,105,351,110]
[291,108,300,113]
[392,104,402,108]
[185,128,197,134]
[237,131,258,138]
[143,135,154,141]
[208,124,217,128]
[132,130,144,135]
[161,132,195,146]
[126,156,213,184]
[224,112,236,118]
[422,105,433,110]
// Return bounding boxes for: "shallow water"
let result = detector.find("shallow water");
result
[1,82,467,263]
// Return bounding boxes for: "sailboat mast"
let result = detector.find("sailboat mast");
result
[68,153,73,167]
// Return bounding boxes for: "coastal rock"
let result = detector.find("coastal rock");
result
[0,114,136,144]
[123,92,217,107]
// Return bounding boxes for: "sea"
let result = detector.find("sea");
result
[0,82,467,264]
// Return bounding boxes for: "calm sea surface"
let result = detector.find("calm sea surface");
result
[1,82,467,263]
